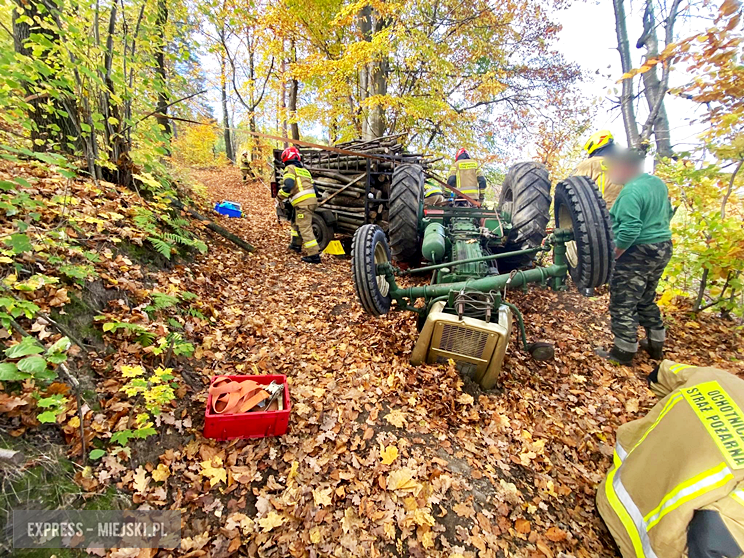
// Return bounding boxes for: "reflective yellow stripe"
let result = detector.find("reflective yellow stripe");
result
[605,457,652,558]
[670,363,692,374]
[295,168,312,179]
[290,190,317,206]
[458,161,478,169]
[460,189,479,195]
[644,462,733,530]
[597,172,606,195]
[304,239,318,248]
[731,489,744,507]
[682,381,744,469]
[278,190,290,198]
[290,230,299,237]
[425,187,441,197]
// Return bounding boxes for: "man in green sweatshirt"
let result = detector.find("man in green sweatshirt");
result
[596,149,674,365]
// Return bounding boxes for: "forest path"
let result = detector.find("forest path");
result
[174,167,742,558]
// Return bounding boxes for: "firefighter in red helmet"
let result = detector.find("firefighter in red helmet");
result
[278,147,321,264]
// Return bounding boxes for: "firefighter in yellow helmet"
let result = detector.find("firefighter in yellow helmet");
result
[447,149,486,203]
[597,359,744,558]
[278,146,321,264]
[571,130,623,210]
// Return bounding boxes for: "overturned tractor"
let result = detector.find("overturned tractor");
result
[351,163,613,388]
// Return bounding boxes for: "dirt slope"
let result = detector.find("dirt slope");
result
[143,169,744,557]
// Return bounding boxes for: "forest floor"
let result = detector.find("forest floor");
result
[159,169,743,558]
[2,167,744,558]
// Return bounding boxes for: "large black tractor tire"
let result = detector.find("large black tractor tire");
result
[389,164,424,265]
[497,162,552,270]
[311,212,332,253]
[554,176,614,290]
[351,224,392,316]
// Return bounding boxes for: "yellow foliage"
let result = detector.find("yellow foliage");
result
[172,121,224,168]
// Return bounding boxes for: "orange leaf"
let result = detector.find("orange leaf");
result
[515,518,531,534]
[545,526,567,542]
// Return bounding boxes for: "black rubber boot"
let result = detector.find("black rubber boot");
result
[288,244,301,253]
[301,254,321,264]
[595,345,636,365]
[640,338,664,360]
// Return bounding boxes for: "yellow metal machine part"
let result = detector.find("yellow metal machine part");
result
[411,301,513,389]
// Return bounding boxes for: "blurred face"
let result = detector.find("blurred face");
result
[608,159,643,185]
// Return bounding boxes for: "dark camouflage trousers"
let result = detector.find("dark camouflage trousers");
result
[609,241,673,350]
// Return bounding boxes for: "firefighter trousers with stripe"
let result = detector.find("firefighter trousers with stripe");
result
[291,202,319,256]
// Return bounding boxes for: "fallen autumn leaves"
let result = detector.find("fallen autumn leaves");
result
[2,164,744,558]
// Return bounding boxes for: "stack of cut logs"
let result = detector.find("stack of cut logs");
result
[274,135,432,235]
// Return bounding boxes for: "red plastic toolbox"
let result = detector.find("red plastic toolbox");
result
[203,374,291,440]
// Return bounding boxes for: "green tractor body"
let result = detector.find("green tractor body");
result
[351,163,614,388]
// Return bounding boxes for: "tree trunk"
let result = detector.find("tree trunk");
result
[154,0,171,145]
[12,0,81,154]
[358,5,372,140]
[280,53,287,147]
[288,41,300,140]
[220,52,234,163]
[636,0,673,158]
[613,0,641,150]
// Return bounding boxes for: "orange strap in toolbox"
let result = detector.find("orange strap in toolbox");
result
[208,376,270,414]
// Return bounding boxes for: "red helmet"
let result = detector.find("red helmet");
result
[455,148,468,160]
[281,146,301,162]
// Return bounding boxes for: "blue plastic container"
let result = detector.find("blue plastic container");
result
[214,201,242,218]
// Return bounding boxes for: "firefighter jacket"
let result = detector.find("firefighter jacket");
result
[240,155,250,170]
[447,157,486,199]
[597,360,744,558]
[572,156,623,210]
[279,164,317,207]
[424,179,443,198]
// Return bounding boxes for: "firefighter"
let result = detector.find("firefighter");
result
[278,146,321,264]
[447,149,487,203]
[239,152,251,182]
[423,178,446,206]
[596,149,673,364]
[572,130,623,210]
[598,359,744,558]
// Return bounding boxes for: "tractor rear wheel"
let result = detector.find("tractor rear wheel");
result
[498,162,552,270]
[554,176,614,290]
[352,224,392,316]
[389,164,423,265]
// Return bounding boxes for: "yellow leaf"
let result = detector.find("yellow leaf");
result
[380,444,399,465]
[67,416,80,429]
[387,468,422,494]
[383,521,396,540]
[412,508,435,527]
[133,466,149,494]
[287,460,299,484]
[420,529,435,549]
[313,487,333,507]
[200,457,227,487]
[258,511,285,532]
[384,409,407,428]
[456,393,474,405]
[152,463,170,483]
[309,527,322,544]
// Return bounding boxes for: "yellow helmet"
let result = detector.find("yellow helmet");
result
[584,130,614,156]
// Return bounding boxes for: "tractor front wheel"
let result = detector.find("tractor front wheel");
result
[554,176,614,290]
[352,224,393,316]
[389,164,424,265]
[498,162,552,271]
